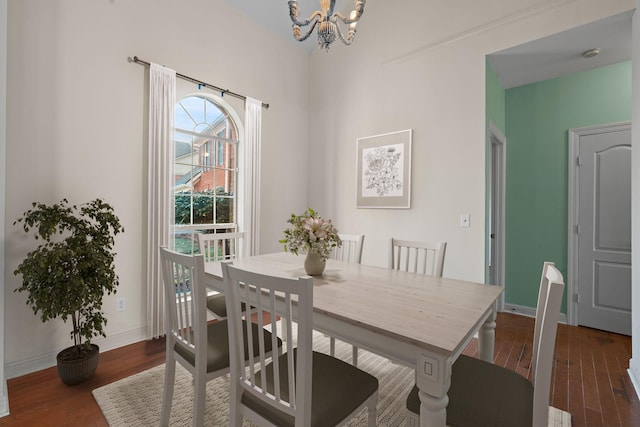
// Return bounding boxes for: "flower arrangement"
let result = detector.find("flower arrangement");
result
[279,208,342,259]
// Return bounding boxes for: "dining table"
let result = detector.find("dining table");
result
[205,252,503,427]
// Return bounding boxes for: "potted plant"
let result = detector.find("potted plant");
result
[279,208,342,276]
[13,198,124,385]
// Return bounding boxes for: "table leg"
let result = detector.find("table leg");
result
[419,389,448,427]
[416,353,451,427]
[478,301,497,362]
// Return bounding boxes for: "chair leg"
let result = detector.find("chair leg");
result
[352,346,359,367]
[330,336,336,356]
[160,359,176,427]
[229,372,243,427]
[192,372,206,427]
[367,396,377,427]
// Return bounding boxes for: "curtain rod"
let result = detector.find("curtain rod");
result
[130,56,269,109]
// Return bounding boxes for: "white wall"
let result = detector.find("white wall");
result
[307,0,635,282]
[4,0,309,377]
[629,0,640,395]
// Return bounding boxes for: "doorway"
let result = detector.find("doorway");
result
[568,122,631,335]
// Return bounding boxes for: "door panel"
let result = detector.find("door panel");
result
[593,261,632,311]
[577,127,631,335]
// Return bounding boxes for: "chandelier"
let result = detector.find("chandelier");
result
[288,0,366,50]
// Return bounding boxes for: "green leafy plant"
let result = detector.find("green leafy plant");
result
[14,199,124,359]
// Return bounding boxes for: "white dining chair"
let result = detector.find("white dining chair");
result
[406,262,565,427]
[159,247,279,427]
[390,238,447,277]
[330,233,365,264]
[222,262,379,427]
[328,233,364,365]
[196,231,244,319]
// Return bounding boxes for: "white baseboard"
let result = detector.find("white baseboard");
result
[4,326,147,380]
[628,358,640,400]
[503,303,568,324]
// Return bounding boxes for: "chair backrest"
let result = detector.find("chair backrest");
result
[222,262,314,426]
[331,234,365,264]
[390,238,447,277]
[531,262,565,427]
[196,231,244,262]
[159,247,208,362]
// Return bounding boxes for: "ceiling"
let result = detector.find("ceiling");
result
[225,2,633,88]
[488,10,633,89]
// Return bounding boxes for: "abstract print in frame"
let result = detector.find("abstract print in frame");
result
[356,129,412,209]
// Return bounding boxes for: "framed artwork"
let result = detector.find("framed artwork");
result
[356,129,412,209]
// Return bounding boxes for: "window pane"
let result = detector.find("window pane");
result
[180,97,205,125]
[174,229,196,255]
[192,193,214,224]
[174,193,193,225]
[216,194,234,223]
[206,101,224,125]
[175,104,194,130]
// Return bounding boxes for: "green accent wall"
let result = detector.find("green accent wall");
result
[504,60,631,312]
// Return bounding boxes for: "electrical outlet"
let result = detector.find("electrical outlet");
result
[116,297,126,312]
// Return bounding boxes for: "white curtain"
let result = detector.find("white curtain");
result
[146,63,176,340]
[244,97,262,256]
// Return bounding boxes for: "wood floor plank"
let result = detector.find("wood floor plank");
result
[581,346,602,413]
[567,325,587,427]
[591,333,623,426]
[552,324,570,410]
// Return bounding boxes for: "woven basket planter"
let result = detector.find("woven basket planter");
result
[56,344,99,386]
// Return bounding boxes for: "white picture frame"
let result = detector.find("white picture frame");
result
[356,129,412,209]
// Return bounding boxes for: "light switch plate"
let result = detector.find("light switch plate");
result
[460,214,470,227]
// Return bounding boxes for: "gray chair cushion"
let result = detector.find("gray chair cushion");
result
[241,349,379,427]
[175,320,281,373]
[206,293,246,318]
[407,354,534,427]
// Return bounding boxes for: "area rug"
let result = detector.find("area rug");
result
[93,332,572,426]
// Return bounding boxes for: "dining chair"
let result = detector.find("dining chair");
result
[330,233,365,264]
[390,238,447,277]
[406,261,565,427]
[159,247,280,427]
[328,233,364,365]
[222,262,379,427]
[196,231,245,319]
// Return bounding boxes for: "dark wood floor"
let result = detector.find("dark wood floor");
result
[0,312,637,426]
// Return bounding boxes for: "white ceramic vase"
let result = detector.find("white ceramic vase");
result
[304,251,326,276]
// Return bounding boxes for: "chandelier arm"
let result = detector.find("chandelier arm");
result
[335,22,356,46]
[288,1,323,27]
[292,18,320,42]
[333,0,366,24]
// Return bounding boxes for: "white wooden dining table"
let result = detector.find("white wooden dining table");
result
[205,252,503,427]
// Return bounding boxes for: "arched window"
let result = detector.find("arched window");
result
[173,95,239,254]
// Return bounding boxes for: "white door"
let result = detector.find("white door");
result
[572,124,631,336]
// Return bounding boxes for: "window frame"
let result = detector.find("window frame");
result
[172,92,245,257]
